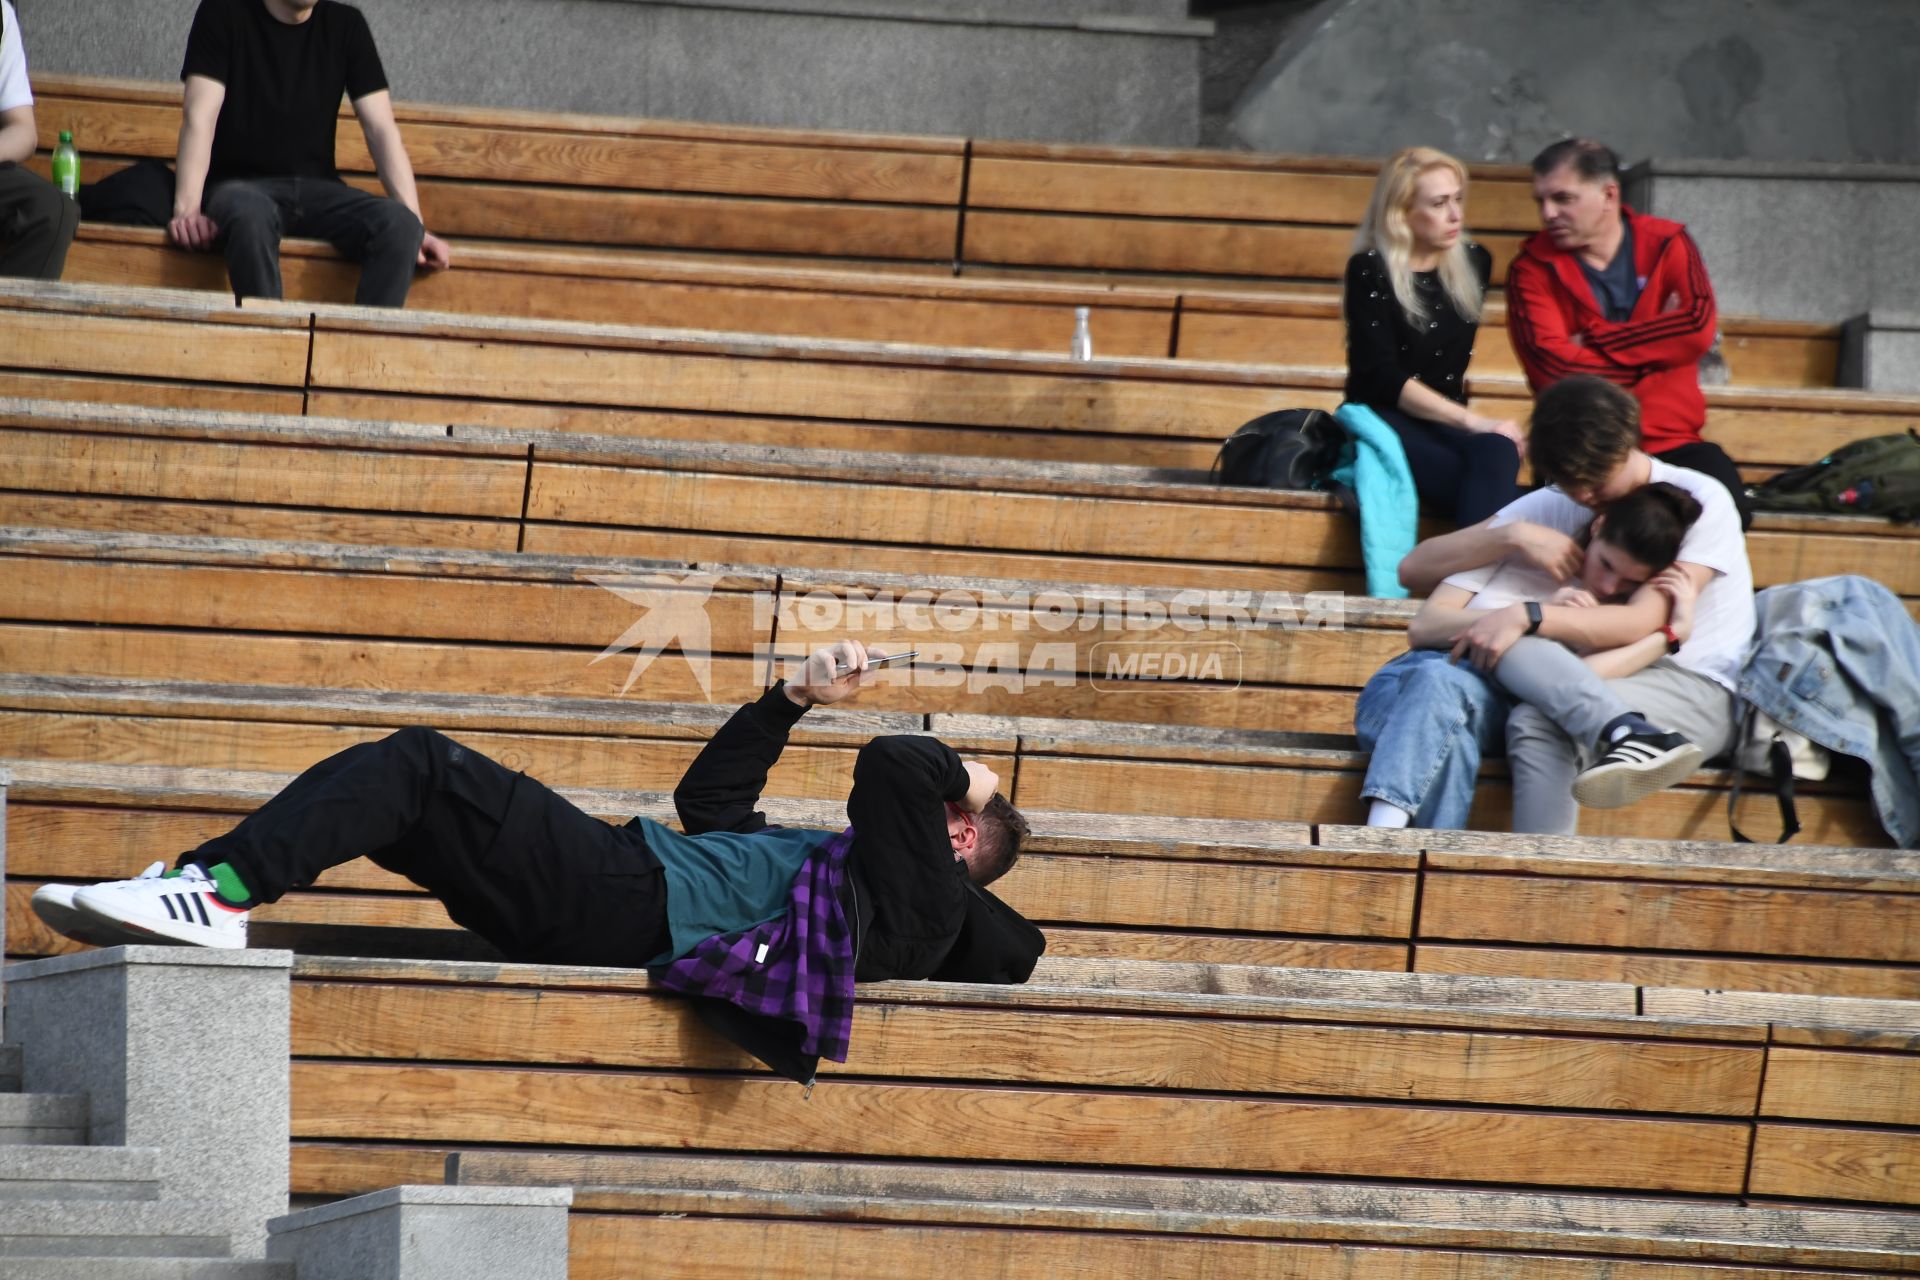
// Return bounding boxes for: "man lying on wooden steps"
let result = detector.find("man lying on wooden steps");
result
[34,639,1045,1085]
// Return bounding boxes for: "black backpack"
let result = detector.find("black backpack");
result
[1747,429,1920,523]
[1211,408,1345,491]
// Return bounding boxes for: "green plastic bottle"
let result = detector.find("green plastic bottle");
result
[51,130,80,196]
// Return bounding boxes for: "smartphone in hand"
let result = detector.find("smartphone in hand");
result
[833,649,918,676]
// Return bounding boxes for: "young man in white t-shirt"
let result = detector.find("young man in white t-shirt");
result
[0,0,77,279]
[1396,375,1755,834]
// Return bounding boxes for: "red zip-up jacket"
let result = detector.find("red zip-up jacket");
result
[1505,207,1718,455]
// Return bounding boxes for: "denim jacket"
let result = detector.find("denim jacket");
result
[1738,575,1920,848]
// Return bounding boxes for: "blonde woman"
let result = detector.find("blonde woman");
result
[1345,147,1521,527]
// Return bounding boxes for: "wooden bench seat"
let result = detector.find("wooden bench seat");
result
[5,394,1916,617]
[442,1153,1920,1277]
[261,953,1918,1213]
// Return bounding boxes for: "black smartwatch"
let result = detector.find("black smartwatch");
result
[1524,601,1544,635]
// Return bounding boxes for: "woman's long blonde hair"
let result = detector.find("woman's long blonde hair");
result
[1351,147,1484,326]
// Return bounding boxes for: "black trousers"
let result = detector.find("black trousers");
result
[0,162,79,280]
[205,176,424,308]
[185,727,669,966]
[1374,405,1523,528]
[1654,440,1754,531]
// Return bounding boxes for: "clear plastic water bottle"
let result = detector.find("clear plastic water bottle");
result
[51,130,80,196]
[1070,306,1093,361]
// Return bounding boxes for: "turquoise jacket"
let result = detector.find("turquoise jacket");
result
[1331,403,1418,599]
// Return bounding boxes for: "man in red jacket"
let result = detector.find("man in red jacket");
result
[1506,139,1751,529]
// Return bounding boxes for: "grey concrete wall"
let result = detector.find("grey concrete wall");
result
[1840,311,1920,394]
[3,947,293,1258]
[14,0,1212,145]
[1625,161,1920,324]
[269,1186,573,1280]
[1229,0,1920,165]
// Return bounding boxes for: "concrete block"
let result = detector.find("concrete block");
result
[267,1185,572,1280]
[3,1261,294,1279]
[1840,310,1920,394]
[1,764,8,1039]
[0,1199,231,1257]
[2,948,292,1259]
[1626,161,1920,324]
[17,0,1210,146]
[0,1145,162,1201]
[0,1093,88,1145]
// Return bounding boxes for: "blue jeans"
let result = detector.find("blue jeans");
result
[1355,649,1513,829]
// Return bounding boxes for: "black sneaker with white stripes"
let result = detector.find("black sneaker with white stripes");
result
[71,862,249,949]
[1572,729,1705,810]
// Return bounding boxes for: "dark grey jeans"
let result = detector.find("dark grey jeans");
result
[0,162,79,280]
[206,176,423,307]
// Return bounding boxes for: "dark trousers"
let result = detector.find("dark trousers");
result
[1654,440,1754,531]
[1375,405,1523,528]
[184,727,669,966]
[205,176,424,308]
[0,162,79,280]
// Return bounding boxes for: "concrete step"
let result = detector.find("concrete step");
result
[0,1046,23,1092]
[0,1261,295,1279]
[0,1146,162,1201]
[0,1095,87,1146]
[0,1200,231,1258]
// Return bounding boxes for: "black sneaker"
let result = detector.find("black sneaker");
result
[1573,730,1705,809]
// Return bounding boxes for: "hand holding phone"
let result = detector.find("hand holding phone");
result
[834,649,916,676]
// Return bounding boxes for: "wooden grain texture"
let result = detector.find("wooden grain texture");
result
[1749,1125,1920,1205]
[0,625,765,710]
[0,310,308,386]
[567,1213,1902,1280]
[993,855,1410,938]
[307,330,1280,435]
[1759,1047,1920,1125]
[0,371,305,417]
[0,557,766,650]
[1414,944,1920,1002]
[1041,928,1404,969]
[290,1143,452,1200]
[0,429,528,517]
[298,980,1765,1111]
[0,712,892,800]
[289,1060,1751,1191]
[1420,872,1920,963]
[0,493,519,552]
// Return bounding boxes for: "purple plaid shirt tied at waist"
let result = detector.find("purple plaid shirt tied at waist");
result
[653,827,856,1063]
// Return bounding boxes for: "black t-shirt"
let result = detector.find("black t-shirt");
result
[1343,242,1493,411]
[182,0,388,185]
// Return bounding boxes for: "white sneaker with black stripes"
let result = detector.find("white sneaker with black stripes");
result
[31,861,171,947]
[73,862,250,949]
[1572,729,1705,810]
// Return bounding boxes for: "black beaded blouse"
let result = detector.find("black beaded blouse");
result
[1342,242,1493,412]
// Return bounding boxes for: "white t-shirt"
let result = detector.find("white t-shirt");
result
[0,2,33,114]
[1440,457,1756,691]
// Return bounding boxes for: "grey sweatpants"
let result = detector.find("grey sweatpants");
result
[1494,636,1739,835]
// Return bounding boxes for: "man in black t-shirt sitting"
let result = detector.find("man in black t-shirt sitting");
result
[168,0,450,307]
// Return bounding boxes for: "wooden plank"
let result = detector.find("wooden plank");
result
[1041,928,1404,969]
[1760,1047,1920,1125]
[0,494,521,552]
[568,1214,1901,1280]
[0,713,900,801]
[0,310,308,387]
[309,391,1220,471]
[0,429,528,518]
[290,1061,1753,1191]
[291,981,1761,1112]
[1641,988,1920,1041]
[994,855,1410,938]
[0,557,766,650]
[1749,1124,1920,1205]
[463,1149,1920,1271]
[0,625,765,709]
[0,371,305,416]
[1420,871,1920,964]
[307,330,1281,436]
[1416,944,1920,1002]
[290,1143,452,1200]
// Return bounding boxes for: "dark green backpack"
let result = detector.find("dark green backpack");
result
[1748,429,1920,522]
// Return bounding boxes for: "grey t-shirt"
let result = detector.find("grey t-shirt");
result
[1580,219,1642,322]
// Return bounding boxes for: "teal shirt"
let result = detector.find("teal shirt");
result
[634,818,837,964]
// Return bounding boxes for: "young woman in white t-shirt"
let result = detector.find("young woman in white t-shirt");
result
[1354,482,1702,830]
